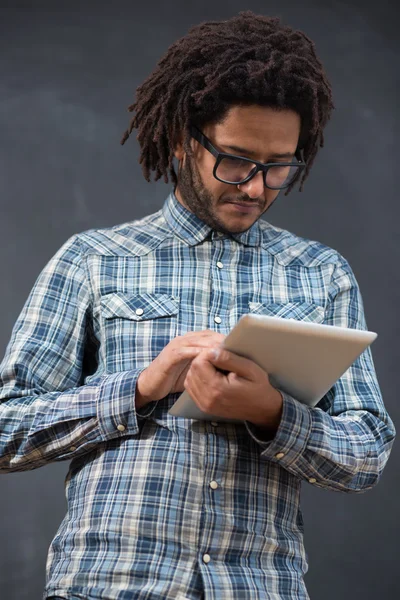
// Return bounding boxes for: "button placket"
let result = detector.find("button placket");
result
[199,414,227,576]
[210,240,230,330]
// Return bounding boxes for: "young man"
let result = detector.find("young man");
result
[0,11,395,600]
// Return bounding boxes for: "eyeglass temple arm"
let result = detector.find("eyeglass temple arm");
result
[190,126,220,158]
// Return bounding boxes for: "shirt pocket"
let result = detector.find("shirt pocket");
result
[248,300,325,323]
[100,292,180,373]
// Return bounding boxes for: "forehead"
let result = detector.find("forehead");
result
[205,105,301,155]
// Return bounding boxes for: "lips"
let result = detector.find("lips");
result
[225,201,260,210]
[228,202,258,207]
[225,201,259,207]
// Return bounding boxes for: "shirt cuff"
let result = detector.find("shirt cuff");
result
[97,369,147,440]
[245,392,313,468]
[136,398,159,419]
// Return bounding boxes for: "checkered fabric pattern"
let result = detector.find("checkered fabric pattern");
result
[0,193,395,599]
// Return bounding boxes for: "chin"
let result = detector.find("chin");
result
[223,220,256,234]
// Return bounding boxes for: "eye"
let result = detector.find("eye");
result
[223,157,250,167]
[270,164,288,171]
[269,158,294,164]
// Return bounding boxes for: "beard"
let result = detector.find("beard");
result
[176,154,270,235]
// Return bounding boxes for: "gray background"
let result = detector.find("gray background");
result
[0,0,398,598]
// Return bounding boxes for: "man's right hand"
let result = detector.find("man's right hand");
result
[135,330,226,408]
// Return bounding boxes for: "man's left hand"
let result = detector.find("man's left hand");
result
[183,347,283,431]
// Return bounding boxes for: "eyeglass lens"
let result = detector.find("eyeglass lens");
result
[216,156,300,189]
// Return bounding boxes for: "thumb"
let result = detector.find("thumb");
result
[207,348,257,380]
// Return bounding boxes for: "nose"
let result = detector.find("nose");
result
[236,171,264,199]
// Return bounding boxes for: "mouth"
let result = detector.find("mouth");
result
[224,201,260,214]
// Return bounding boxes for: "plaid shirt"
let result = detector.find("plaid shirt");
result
[0,192,395,600]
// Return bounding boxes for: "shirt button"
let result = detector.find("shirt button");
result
[309,478,317,484]
[202,553,211,564]
[117,424,126,432]
[70,446,76,452]
[210,421,218,427]
[275,452,285,459]
[135,308,144,316]
[214,316,222,324]
[216,261,224,269]
[209,481,219,490]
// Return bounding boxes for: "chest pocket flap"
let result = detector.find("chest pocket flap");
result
[249,300,325,323]
[101,292,179,321]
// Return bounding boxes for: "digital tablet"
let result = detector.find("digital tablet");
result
[168,314,377,421]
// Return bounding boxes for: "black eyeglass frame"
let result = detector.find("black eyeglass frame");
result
[190,125,306,190]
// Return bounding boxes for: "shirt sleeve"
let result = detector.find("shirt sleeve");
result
[0,234,148,473]
[245,254,396,493]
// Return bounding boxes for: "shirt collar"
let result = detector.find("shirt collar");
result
[162,192,262,247]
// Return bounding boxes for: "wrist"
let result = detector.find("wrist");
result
[249,388,283,431]
[135,370,153,409]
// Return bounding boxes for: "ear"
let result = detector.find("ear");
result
[170,126,185,161]
[173,140,185,161]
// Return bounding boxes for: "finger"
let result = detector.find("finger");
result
[205,348,262,380]
[167,344,227,367]
[181,331,226,342]
[186,351,225,386]
[177,334,226,348]
[168,346,207,364]
[182,329,223,336]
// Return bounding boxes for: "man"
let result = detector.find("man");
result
[0,11,395,600]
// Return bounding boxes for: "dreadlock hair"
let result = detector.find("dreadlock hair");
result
[120,11,334,193]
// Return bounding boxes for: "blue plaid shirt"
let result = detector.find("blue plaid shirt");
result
[0,193,395,600]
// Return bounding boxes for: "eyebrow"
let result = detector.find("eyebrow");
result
[224,144,295,160]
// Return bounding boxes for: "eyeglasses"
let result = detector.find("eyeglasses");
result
[190,125,306,190]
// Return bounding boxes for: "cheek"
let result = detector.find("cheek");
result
[196,156,229,198]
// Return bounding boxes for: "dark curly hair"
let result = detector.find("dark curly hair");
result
[120,11,334,193]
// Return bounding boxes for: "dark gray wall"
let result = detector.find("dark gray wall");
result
[1,1,398,598]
